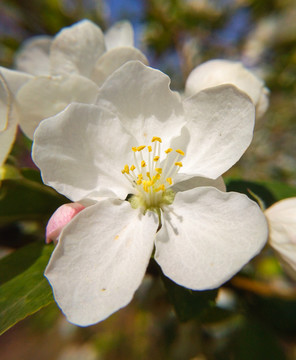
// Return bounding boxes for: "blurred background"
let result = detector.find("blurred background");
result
[1,0,296,359]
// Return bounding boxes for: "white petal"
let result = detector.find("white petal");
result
[0,68,32,164]
[16,74,99,139]
[45,199,157,326]
[32,103,137,201]
[0,67,33,130]
[0,116,17,166]
[96,61,184,148]
[172,176,226,193]
[50,20,106,77]
[91,47,148,86]
[104,21,134,50]
[179,85,255,179]
[155,187,268,290]
[265,198,296,279]
[0,67,33,95]
[185,59,269,118]
[0,71,10,131]
[14,35,52,76]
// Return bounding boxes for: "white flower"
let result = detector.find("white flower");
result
[0,69,32,167]
[265,197,296,280]
[32,61,268,326]
[185,59,269,118]
[0,19,148,145]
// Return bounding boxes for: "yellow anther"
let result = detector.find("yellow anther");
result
[176,149,185,156]
[132,146,137,152]
[152,136,162,143]
[121,169,126,174]
[137,145,146,151]
[166,177,172,185]
[136,176,143,185]
[175,161,183,167]
[155,168,162,174]
[153,156,160,162]
[142,180,149,192]
[141,160,146,167]
[130,165,136,171]
[165,148,172,154]
[148,146,152,152]
[155,184,165,192]
[124,164,129,174]
[151,174,161,184]
[146,172,151,179]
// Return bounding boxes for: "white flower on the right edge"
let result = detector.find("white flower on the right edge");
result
[265,197,296,280]
[185,59,269,118]
[33,61,268,327]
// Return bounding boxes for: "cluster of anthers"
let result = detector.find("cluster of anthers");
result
[121,137,185,213]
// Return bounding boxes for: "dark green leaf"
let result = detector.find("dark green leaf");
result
[0,177,67,224]
[162,274,218,322]
[232,318,286,360]
[226,179,296,208]
[0,243,54,335]
[20,168,43,183]
[0,242,46,285]
[244,292,296,336]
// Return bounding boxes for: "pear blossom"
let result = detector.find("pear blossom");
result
[33,61,268,326]
[0,20,148,145]
[265,197,296,280]
[185,59,269,118]
[0,69,32,167]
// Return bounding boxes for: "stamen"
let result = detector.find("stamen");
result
[166,177,172,185]
[155,184,165,192]
[152,137,162,143]
[137,174,143,185]
[176,149,185,156]
[122,138,184,211]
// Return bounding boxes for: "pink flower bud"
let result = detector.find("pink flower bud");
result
[46,203,85,243]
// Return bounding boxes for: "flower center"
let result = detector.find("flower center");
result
[121,136,185,213]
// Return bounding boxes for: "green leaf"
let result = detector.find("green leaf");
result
[0,243,55,335]
[244,292,296,336]
[226,179,296,208]
[0,165,22,181]
[232,318,286,360]
[161,274,218,322]
[0,242,47,285]
[20,167,44,183]
[0,177,67,224]
[260,180,296,202]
